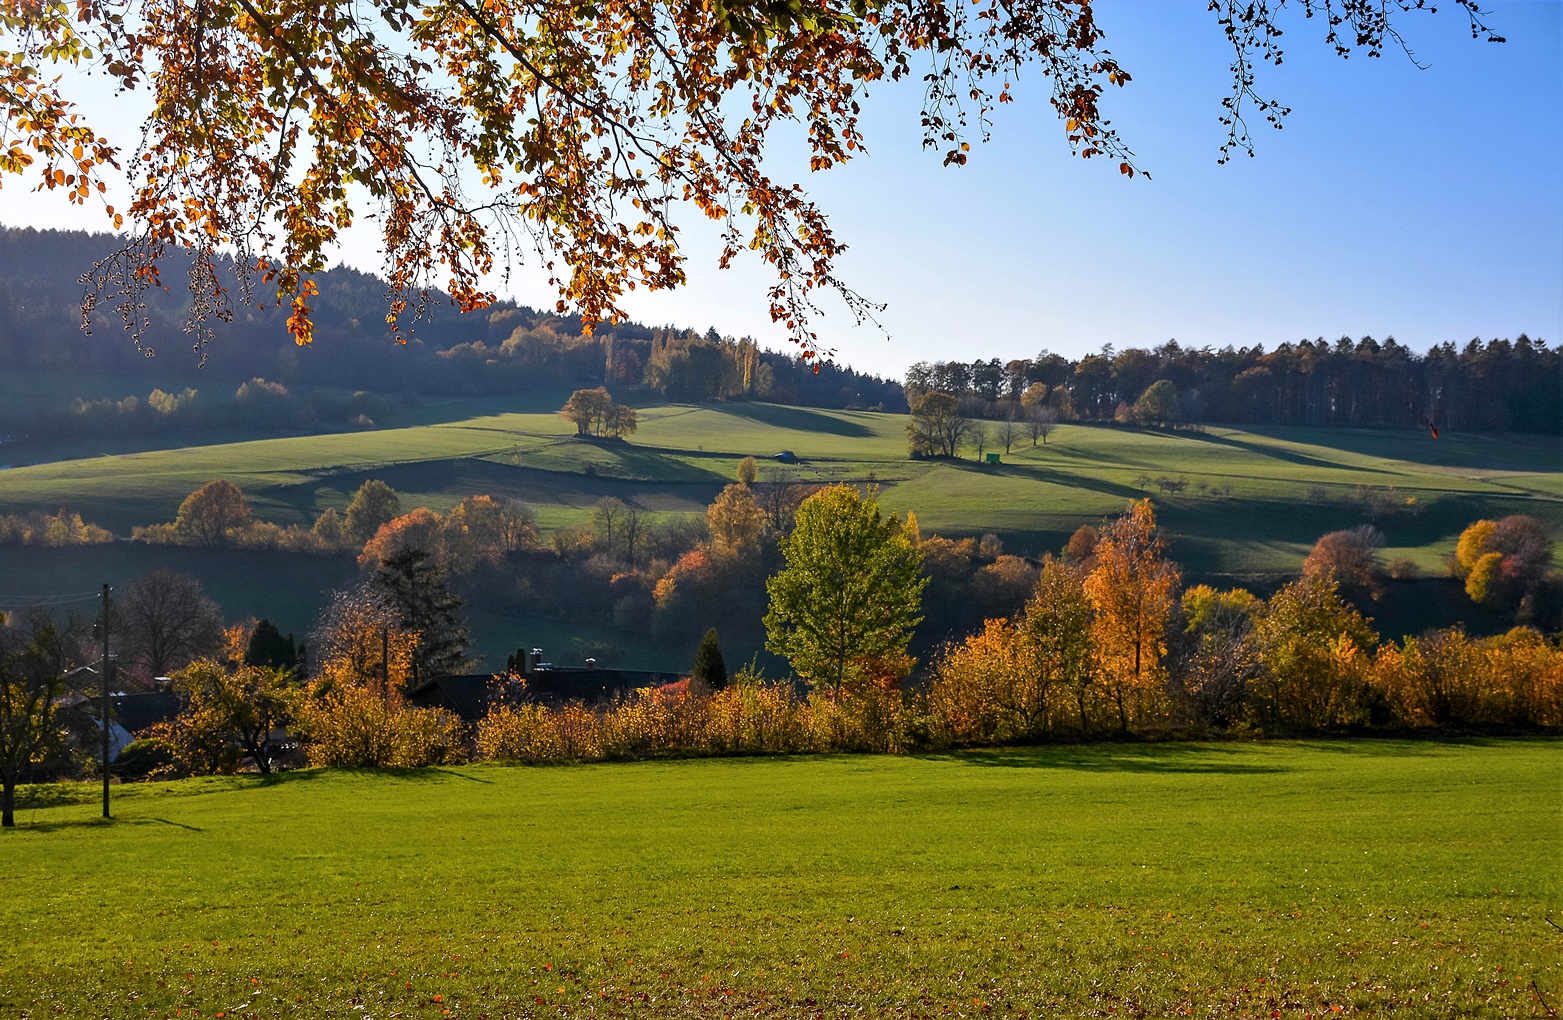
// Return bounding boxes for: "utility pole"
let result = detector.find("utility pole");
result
[100,582,111,820]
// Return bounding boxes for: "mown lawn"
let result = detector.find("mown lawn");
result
[1,739,1556,1018]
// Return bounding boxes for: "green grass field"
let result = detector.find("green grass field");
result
[3,400,1560,575]
[1,740,1556,1018]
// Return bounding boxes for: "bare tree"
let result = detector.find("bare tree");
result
[591,497,625,556]
[117,569,224,682]
[997,412,1020,455]
[971,424,991,461]
[621,504,646,566]
[495,498,539,554]
[757,470,820,538]
[906,392,975,458]
[1027,405,1059,446]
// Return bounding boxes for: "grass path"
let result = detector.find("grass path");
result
[1,739,1556,1018]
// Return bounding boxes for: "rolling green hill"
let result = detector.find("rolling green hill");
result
[3,400,1559,572]
[2,401,1558,666]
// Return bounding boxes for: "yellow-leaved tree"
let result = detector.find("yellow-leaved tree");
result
[296,586,466,767]
[1082,499,1179,732]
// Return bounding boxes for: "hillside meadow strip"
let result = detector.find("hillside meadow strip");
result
[2,407,1560,573]
[0,740,1556,1019]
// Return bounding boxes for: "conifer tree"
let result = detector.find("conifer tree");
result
[373,548,472,687]
[691,629,728,691]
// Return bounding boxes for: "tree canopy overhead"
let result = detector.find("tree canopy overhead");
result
[2,1,1500,356]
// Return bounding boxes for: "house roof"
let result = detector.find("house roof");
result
[111,692,183,733]
[527,667,684,704]
[405,674,510,721]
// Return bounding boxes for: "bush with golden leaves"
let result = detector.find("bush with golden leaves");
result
[0,509,113,546]
[297,686,466,768]
[926,618,1034,745]
[474,674,926,763]
[1372,627,1563,729]
[1253,575,1381,731]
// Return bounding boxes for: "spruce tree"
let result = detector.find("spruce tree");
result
[373,547,471,686]
[244,619,298,673]
[691,628,727,691]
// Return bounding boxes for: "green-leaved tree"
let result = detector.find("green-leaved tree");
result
[345,480,402,547]
[373,548,472,686]
[764,486,925,697]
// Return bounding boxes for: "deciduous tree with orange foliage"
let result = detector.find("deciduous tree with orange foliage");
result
[926,555,1092,743]
[706,483,767,558]
[309,586,418,699]
[359,508,446,571]
[1,1,1498,354]
[1083,499,1179,732]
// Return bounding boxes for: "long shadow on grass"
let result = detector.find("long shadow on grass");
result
[16,815,207,833]
[1175,431,1384,474]
[1285,736,1518,756]
[944,745,1289,774]
[1241,426,1563,474]
[978,460,1144,501]
[714,403,875,438]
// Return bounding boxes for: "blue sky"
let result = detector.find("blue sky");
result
[3,1,1559,380]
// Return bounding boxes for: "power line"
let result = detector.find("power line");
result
[0,591,106,608]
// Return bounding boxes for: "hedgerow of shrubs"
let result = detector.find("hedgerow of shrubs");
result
[475,677,922,763]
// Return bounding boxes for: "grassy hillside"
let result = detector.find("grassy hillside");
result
[3,400,1559,574]
[1,740,1555,1018]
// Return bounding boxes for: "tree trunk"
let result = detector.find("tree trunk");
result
[248,737,271,775]
[2,778,15,828]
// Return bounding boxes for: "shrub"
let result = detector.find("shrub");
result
[1372,627,1563,729]
[114,738,176,779]
[0,510,112,546]
[297,687,467,767]
[473,677,920,763]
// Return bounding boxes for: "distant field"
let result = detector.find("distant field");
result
[2,400,1559,575]
[0,740,1555,1019]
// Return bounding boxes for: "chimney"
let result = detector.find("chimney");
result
[585,657,597,670]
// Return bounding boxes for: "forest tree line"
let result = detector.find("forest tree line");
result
[906,335,1560,434]
[0,228,903,437]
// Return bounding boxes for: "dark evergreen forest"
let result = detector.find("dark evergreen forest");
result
[909,336,1560,434]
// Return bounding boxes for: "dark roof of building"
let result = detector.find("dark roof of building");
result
[526,667,684,704]
[408,668,686,720]
[405,674,509,721]
[111,692,183,733]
